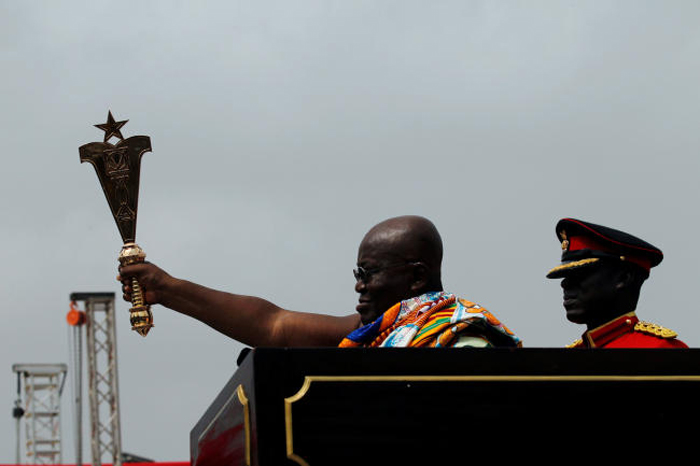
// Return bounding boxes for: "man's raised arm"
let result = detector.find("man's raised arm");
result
[118,263,360,347]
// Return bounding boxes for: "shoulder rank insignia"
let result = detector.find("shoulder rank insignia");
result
[634,321,678,339]
[566,338,583,348]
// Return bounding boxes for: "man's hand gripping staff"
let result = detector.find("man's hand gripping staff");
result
[118,243,153,336]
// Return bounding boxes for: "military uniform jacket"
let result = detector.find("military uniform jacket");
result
[569,312,687,348]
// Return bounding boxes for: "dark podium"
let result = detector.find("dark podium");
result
[190,348,700,465]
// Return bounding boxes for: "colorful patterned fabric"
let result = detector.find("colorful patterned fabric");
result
[338,291,521,348]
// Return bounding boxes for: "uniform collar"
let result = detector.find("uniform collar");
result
[582,312,638,348]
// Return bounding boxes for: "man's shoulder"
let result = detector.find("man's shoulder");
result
[339,291,521,348]
[426,292,521,348]
[607,320,687,348]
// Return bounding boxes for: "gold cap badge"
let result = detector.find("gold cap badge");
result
[560,230,569,251]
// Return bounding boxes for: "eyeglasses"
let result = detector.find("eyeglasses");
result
[353,262,419,282]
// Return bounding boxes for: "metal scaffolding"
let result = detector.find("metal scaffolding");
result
[71,292,123,466]
[12,363,67,464]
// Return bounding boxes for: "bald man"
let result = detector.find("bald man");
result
[119,216,520,348]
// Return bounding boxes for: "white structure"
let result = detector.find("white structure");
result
[70,292,123,466]
[12,363,67,464]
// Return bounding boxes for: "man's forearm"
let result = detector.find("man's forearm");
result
[158,277,291,346]
[120,263,361,347]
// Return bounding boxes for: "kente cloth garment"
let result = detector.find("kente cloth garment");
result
[338,291,521,348]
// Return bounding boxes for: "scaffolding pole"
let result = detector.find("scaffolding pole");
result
[71,292,123,466]
[12,363,67,465]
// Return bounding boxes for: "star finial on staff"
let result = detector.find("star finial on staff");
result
[94,111,129,143]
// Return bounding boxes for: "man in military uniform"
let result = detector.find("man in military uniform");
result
[546,218,687,348]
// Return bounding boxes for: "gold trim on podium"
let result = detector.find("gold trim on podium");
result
[197,384,251,466]
[236,385,252,466]
[284,374,700,465]
[284,377,312,466]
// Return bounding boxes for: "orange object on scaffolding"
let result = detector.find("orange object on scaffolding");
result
[66,301,86,326]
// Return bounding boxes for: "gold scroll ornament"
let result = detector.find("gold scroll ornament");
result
[79,111,154,336]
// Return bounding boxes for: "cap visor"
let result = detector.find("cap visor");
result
[546,258,600,279]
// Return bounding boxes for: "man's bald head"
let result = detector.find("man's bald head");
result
[354,216,444,323]
[360,215,443,282]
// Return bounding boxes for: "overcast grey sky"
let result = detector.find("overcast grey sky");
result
[2,1,700,462]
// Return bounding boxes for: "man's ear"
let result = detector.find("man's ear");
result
[614,268,635,290]
[410,262,429,292]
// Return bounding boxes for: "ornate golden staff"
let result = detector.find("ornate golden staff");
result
[79,111,154,337]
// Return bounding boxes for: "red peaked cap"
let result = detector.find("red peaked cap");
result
[546,218,663,279]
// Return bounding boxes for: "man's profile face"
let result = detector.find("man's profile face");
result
[354,239,415,325]
[560,263,621,327]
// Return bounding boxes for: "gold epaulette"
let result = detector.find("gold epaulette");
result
[634,321,678,339]
[566,338,583,348]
